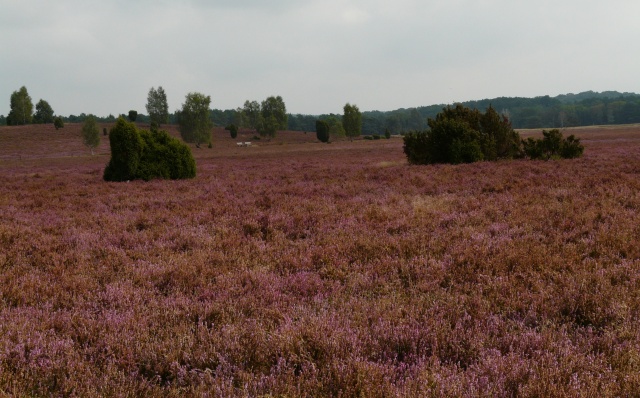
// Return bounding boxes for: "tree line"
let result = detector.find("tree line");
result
[4,87,640,135]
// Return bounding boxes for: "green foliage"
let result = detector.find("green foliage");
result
[104,118,195,182]
[240,100,261,130]
[8,86,33,125]
[146,86,169,125]
[128,110,138,122]
[81,116,100,155]
[316,120,329,143]
[258,96,287,138]
[178,92,212,146]
[343,103,362,140]
[104,118,144,181]
[521,129,585,160]
[135,129,197,181]
[53,117,64,130]
[225,124,238,139]
[403,104,521,165]
[33,99,54,124]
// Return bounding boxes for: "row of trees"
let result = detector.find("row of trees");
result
[5,88,640,134]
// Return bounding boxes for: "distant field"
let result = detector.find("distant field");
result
[1,123,640,396]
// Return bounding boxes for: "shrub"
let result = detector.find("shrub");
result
[316,120,329,143]
[522,129,584,160]
[403,104,520,165]
[53,117,64,130]
[103,118,195,181]
[225,124,238,139]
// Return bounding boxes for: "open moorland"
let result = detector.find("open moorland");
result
[1,123,640,396]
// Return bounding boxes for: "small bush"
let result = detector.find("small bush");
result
[225,124,238,139]
[104,118,195,181]
[53,117,64,130]
[522,129,584,160]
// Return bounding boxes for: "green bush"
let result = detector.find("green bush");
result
[403,105,521,165]
[53,117,64,130]
[225,124,238,139]
[522,129,584,160]
[104,118,195,181]
[316,120,329,143]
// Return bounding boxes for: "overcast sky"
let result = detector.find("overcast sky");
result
[1,0,639,117]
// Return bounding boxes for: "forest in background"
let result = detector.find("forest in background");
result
[3,90,640,135]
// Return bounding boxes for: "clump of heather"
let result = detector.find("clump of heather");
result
[0,123,640,396]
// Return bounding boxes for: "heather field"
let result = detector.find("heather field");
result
[1,124,640,397]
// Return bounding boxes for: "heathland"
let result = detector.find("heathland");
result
[1,123,640,396]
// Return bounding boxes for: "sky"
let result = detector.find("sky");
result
[1,0,639,117]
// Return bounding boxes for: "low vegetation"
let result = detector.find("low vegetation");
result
[0,123,639,396]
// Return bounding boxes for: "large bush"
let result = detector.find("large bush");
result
[104,118,195,181]
[403,105,521,165]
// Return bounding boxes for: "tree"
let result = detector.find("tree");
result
[146,86,169,125]
[128,110,138,122]
[7,86,33,125]
[241,100,261,130]
[33,99,54,124]
[343,103,362,140]
[258,96,287,138]
[324,115,346,137]
[104,118,195,181]
[316,120,330,143]
[178,92,212,146]
[54,117,64,130]
[82,116,100,155]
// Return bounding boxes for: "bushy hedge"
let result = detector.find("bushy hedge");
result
[403,105,583,165]
[521,129,584,160]
[403,105,521,165]
[104,118,196,181]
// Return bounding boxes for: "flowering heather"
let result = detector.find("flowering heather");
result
[1,123,640,396]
